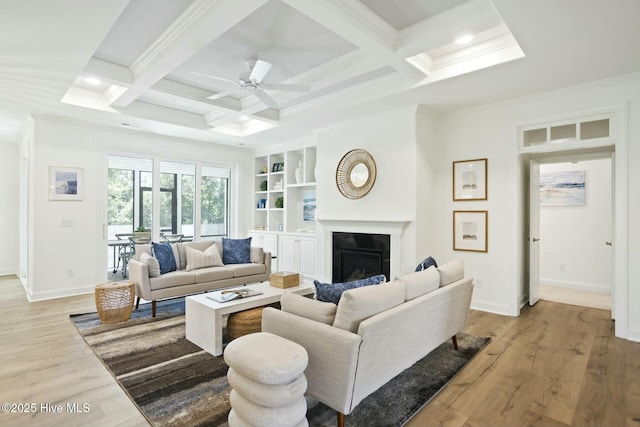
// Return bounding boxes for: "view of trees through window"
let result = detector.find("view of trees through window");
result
[107,156,230,247]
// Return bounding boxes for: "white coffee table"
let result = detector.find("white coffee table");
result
[185,281,315,356]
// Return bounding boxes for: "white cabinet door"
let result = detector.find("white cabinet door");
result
[248,231,279,271]
[278,234,316,277]
[297,236,316,277]
[278,235,297,272]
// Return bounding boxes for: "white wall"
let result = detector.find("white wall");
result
[435,74,640,341]
[0,142,19,276]
[539,159,612,293]
[315,106,420,281]
[26,117,254,300]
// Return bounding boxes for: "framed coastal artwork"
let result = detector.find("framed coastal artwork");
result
[303,189,316,222]
[453,210,488,252]
[539,170,586,207]
[49,166,84,201]
[453,158,487,201]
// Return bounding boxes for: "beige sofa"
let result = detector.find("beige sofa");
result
[128,240,271,316]
[262,259,472,425]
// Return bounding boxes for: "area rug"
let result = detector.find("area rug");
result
[71,298,490,427]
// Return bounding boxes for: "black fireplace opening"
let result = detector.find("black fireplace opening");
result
[332,232,390,283]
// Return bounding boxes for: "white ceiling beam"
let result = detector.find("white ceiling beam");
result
[109,0,269,108]
[282,0,425,81]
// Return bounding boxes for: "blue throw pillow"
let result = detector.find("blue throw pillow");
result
[415,256,438,272]
[222,237,252,264]
[314,274,387,304]
[151,241,177,274]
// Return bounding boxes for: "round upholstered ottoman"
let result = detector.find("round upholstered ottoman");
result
[224,332,309,427]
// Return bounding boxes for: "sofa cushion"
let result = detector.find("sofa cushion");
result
[314,274,386,305]
[231,263,266,277]
[281,292,337,325]
[438,259,464,287]
[194,266,235,283]
[152,242,177,274]
[250,246,264,264]
[184,244,223,271]
[415,256,438,272]
[333,282,405,333]
[149,270,197,290]
[177,241,213,270]
[222,237,252,264]
[400,266,440,300]
[139,252,161,277]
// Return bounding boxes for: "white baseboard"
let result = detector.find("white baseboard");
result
[26,285,95,302]
[0,268,17,277]
[471,299,515,316]
[539,278,610,294]
[626,326,640,343]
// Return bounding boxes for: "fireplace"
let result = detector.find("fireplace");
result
[332,232,390,282]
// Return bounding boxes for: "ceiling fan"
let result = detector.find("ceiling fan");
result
[193,59,310,108]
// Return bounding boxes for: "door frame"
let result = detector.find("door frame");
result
[528,151,614,315]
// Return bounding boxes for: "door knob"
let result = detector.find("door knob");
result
[532,238,540,242]
[605,241,612,246]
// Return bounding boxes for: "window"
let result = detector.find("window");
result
[200,166,230,240]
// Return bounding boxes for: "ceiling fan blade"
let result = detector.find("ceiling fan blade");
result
[207,89,241,100]
[262,83,310,92]
[191,72,239,87]
[249,59,272,83]
[254,90,278,108]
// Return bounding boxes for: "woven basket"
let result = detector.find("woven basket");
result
[95,281,135,324]
[227,303,280,340]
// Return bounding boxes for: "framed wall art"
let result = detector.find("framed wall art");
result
[49,166,84,201]
[453,210,488,252]
[453,158,487,201]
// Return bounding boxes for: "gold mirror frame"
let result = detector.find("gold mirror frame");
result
[336,149,377,199]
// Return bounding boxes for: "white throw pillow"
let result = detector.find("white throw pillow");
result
[140,252,161,277]
[184,244,223,271]
[437,259,464,287]
[399,266,440,300]
[333,282,405,333]
[281,292,337,325]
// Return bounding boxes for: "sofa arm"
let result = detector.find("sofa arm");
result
[128,259,151,300]
[262,307,363,415]
[263,251,272,276]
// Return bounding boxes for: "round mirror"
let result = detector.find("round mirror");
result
[350,163,369,187]
[336,149,377,199]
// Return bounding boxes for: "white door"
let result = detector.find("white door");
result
[529,159,541,306]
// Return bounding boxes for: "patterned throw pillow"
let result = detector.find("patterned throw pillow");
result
[184,244,223,271]
[151,242,177,274]
[222,237,252,264]
[314,274,387,304]
[415,256,438,272]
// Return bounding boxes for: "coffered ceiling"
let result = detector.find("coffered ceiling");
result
[1,0,640,147]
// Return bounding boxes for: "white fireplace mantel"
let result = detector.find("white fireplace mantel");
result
[316,218,412,281]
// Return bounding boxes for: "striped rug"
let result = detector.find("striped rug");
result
[71,298,489,427]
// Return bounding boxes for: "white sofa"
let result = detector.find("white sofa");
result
[262,259,472,425]
[128,240,271,316]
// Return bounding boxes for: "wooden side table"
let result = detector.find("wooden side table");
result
[95,281,135,324]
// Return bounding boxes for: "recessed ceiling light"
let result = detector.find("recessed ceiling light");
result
[85,76,101,85]
[239,114,249,120]
[455,35,474,45]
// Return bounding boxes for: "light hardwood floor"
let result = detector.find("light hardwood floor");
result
[1,274,638,427]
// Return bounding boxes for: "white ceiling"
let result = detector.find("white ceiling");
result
[1,0,639,147]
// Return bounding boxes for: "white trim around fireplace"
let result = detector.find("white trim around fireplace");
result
[317,218,411,282]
